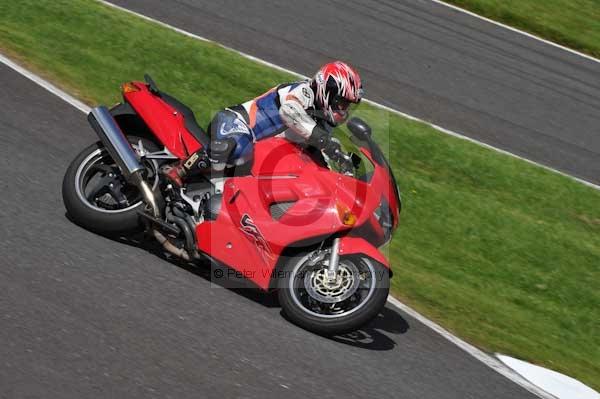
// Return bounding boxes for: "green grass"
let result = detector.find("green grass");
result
[446,0,600,58]
[1,0,599,389]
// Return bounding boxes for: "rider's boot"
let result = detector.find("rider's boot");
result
[160,139,236,188]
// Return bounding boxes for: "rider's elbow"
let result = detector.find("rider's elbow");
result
[280,101,315,140]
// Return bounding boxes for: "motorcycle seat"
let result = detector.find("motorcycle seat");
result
[160,92,210,147]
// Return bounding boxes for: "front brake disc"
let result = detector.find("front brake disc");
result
[304,261,360,303]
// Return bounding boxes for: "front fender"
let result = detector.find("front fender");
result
[338,237,390,271]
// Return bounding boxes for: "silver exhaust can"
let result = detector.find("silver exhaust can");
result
[87,106,144,178]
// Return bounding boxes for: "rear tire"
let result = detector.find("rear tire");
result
[278,251,389,335]
[62,136,159,235]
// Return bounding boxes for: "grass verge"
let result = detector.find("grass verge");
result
[445,0,600,59]
[1,0,599,389]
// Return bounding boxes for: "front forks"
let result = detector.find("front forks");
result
[326,237,341,281]
[306,238,341,281]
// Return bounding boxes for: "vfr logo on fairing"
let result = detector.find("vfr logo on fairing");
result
[240,214,274,262]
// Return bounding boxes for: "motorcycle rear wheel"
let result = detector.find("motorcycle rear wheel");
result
[278,251,389,335]
[62,136,159,235]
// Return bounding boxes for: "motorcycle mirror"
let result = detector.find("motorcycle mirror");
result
[347,117,372,141]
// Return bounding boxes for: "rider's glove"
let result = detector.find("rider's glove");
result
[308,124,334,150]
[308,123,353,173]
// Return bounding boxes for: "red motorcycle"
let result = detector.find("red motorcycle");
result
[62,75,401,335]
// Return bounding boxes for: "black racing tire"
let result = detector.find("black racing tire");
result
[278,252,390,336]
[62,136,159,235]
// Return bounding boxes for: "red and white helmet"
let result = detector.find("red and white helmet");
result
[312,61,363,125]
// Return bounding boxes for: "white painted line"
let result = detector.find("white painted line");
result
[0,53,90,113]
[0,48,559,399]
[97,0,600,191]
[496,355,599,399]
[429,0,600,65]
[387,296,558,399]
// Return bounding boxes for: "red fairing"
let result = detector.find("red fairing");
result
[360,147,400,229]
[123,82,202,158]
[197,138,395,290]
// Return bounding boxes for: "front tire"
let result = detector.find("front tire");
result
[278,251,390,335]
[62,136,159,235]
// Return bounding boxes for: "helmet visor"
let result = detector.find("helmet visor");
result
[332,95,355,111]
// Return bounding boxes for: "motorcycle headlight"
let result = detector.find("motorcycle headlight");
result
[373,197,393,244]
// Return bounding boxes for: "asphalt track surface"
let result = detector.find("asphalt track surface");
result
[0,62,541,397]
[107,0,600,185]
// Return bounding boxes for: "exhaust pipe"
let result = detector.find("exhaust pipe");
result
[87,106,191,260]
[88,106,145,178]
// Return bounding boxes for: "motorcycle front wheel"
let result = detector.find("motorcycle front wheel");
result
[278,251,390,335]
